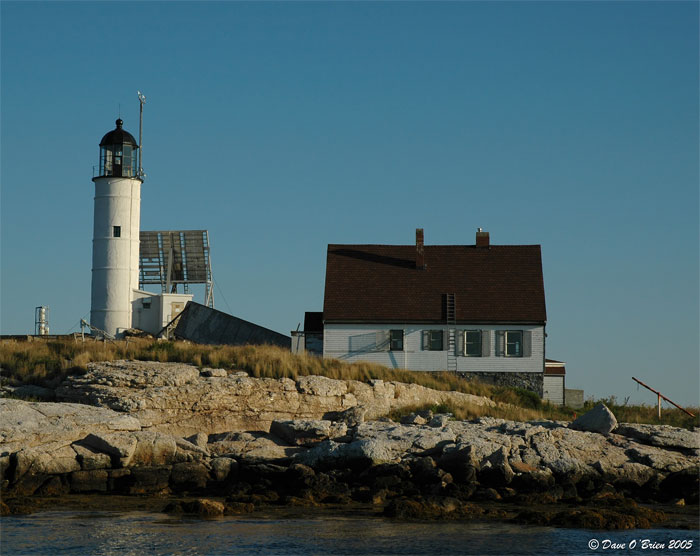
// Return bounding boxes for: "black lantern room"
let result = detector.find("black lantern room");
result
[97,119,139,178]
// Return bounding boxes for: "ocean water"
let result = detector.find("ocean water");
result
[1,510,698,556]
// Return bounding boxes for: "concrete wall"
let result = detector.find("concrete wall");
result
[323,323,544,374]
[131,291,158,334]
[566,389,584,409]
[174,302,290,348]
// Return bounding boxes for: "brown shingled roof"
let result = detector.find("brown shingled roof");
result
[323,244,546,323]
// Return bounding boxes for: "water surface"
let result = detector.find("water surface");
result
[2,510,698,556]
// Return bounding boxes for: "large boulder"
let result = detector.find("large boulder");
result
[569,403,617,434]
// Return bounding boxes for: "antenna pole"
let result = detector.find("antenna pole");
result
[137,91,146,179]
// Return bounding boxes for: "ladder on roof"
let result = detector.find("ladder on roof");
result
[446,293,457,373]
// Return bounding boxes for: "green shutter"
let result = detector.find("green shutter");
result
[482,330,490,357]
[496,330,505,356]
[523,330,532,357]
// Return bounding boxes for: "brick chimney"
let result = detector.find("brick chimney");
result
[416,228,425,269]
[476,228,490,248]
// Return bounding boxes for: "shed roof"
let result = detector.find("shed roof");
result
[323,243,546,324]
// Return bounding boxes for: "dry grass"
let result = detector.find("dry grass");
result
[1,338,697,428]
[583,396,698,430]
[0,338,491,395]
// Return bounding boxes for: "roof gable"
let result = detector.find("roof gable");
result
[323,244,546,323]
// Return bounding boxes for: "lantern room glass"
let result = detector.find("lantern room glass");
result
[99,145,137,177]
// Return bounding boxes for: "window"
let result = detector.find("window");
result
[113,226,121,238]
[100,147,113,175]
[428,330,443,351]
[390,329,404,351]
[463,330,482,357]
[141,298,151,309]
[505,331,523,357]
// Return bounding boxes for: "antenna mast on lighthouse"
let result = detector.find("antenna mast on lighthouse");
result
[137,90,146,179]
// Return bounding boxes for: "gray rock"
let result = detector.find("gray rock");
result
[186,432,210,449]
[482,446,514,485]
[82,432,138,467]
[15,443,81,477]
[182,498,225,517]
[270,419,347,447]
[296,438,399,467]
[207,431,300,461]
[54,361,494,436]
[295,375,348,397]
[174,437,209,461]
[614,424,699,452]
[72,443,112,470]
[170,462,209,490]
[326,406,366,427]
[401,413,428,426]
[0,399,140,456]
[201,368,227,378]
[130,431,178,466]
[569,403,617,434]
[210,457,237,481]
[429,414,452,428]
[70,469,109,492]
[3,385,55,401]
[0,455,11,481]
[129,466,172,494]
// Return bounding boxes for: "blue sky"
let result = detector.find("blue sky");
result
[2,2,698,406]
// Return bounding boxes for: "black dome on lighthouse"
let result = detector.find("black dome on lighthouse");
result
[99,119,139,147]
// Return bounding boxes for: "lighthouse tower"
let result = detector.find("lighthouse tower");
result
[90,119,142,337]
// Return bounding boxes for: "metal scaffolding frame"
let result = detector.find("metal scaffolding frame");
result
[139,230,214,308]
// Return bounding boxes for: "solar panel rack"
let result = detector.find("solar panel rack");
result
[139,230,214,308]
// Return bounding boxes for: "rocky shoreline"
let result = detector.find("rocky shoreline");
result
[1,361,698,529]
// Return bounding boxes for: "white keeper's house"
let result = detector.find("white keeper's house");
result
[294,228,551,397]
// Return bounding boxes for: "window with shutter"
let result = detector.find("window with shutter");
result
[389,329,404,351]
[464,330,482,357]
[426,330,443,351]
[505,330,523,357]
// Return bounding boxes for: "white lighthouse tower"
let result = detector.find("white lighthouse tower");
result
[90,118,142,337]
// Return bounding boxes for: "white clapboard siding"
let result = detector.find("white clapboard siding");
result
[543,375,565,405]
[324,323,545,373]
